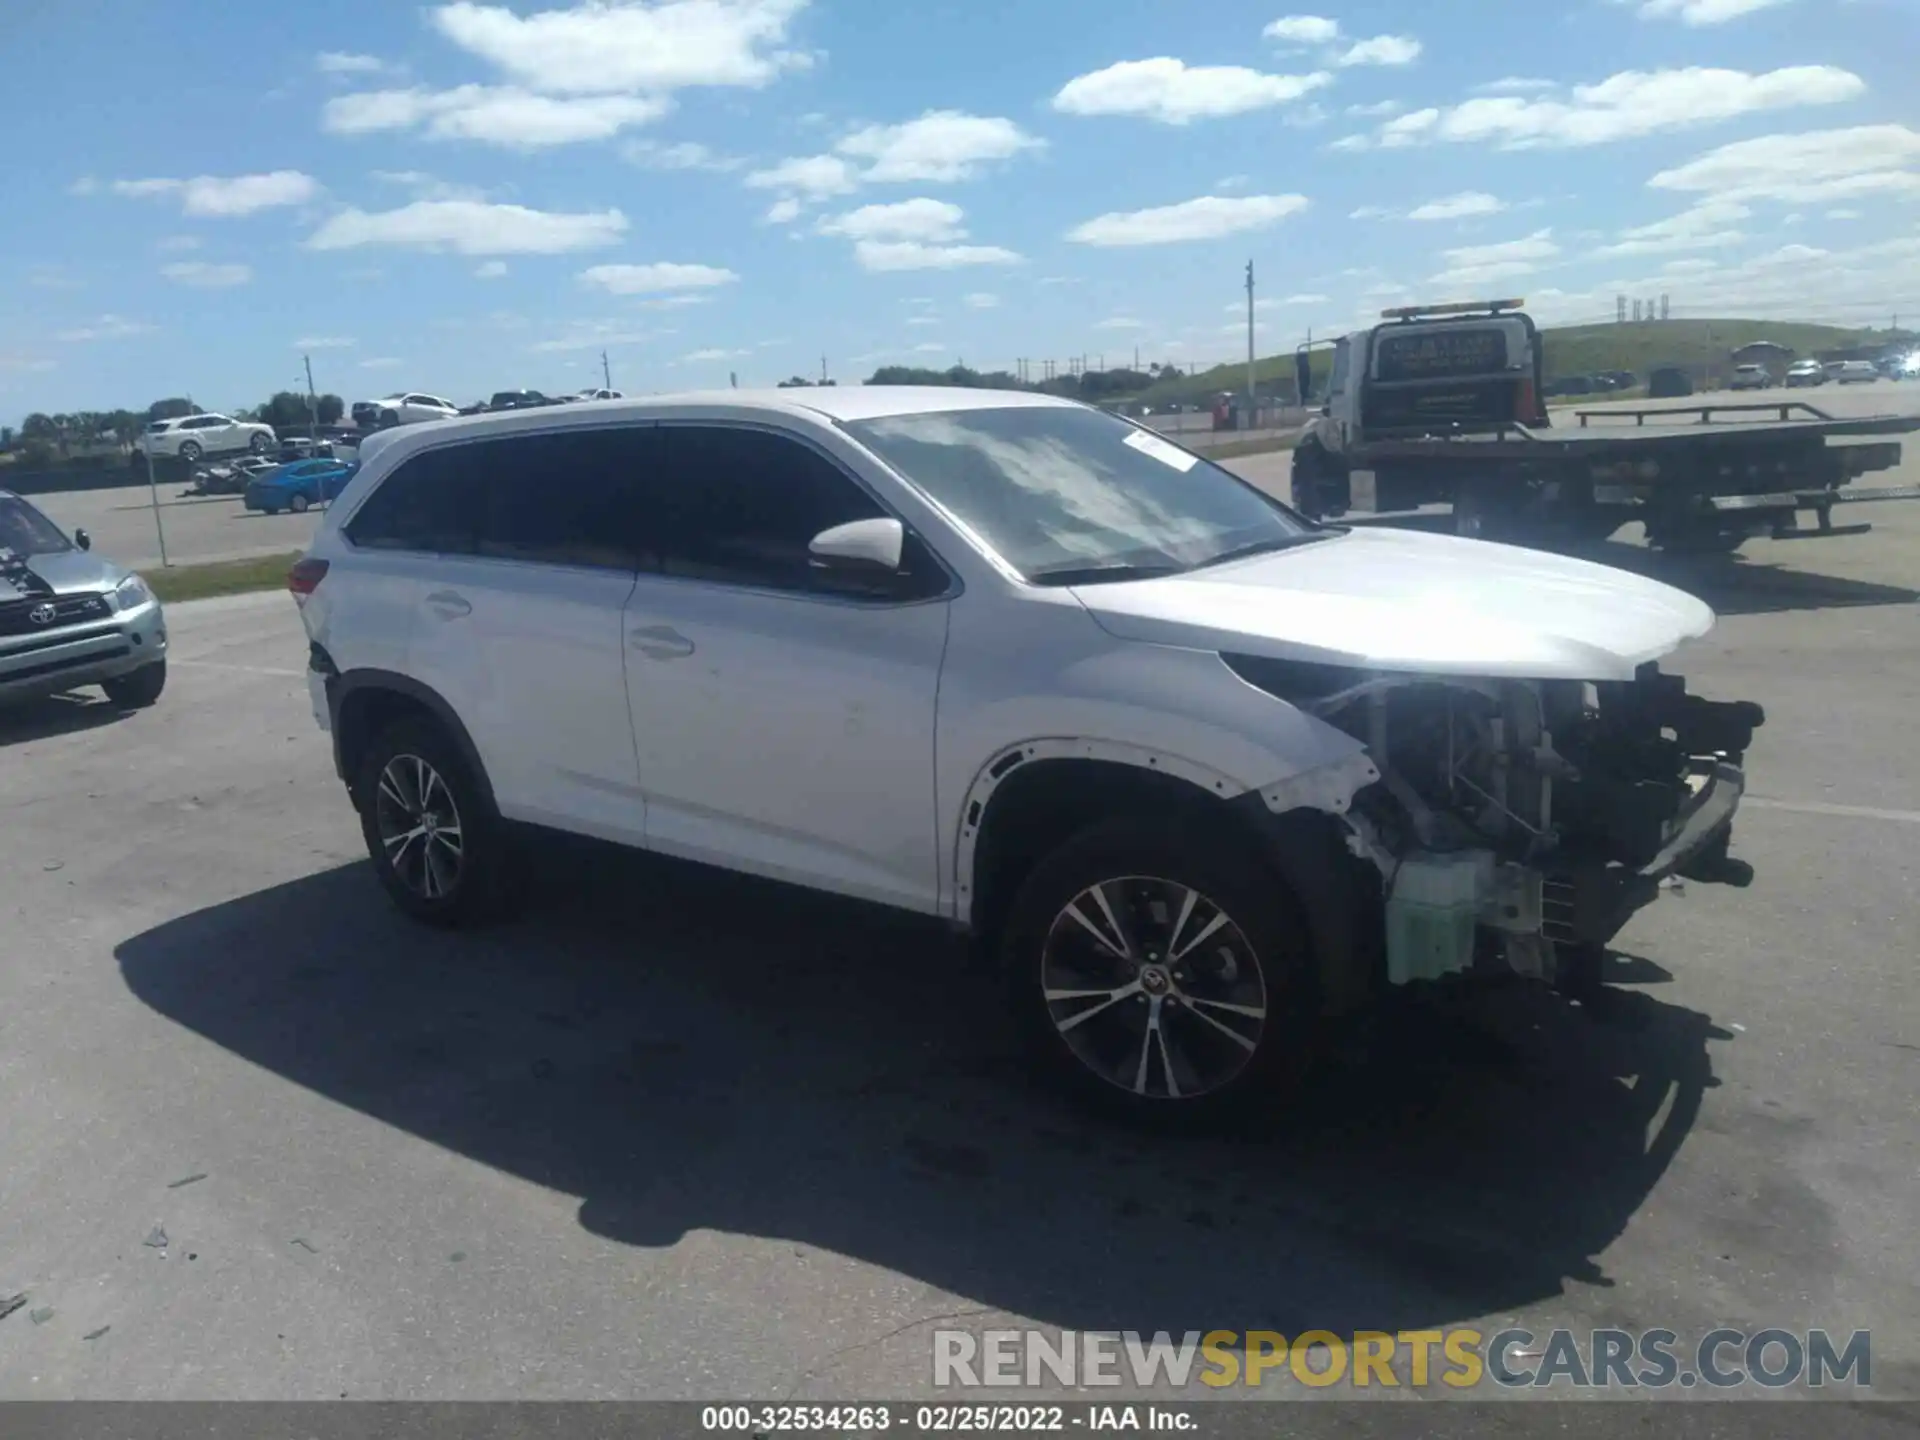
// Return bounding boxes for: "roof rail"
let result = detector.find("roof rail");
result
[1380,298,1526,320]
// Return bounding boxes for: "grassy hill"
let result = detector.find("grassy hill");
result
[1123,318,1911,410]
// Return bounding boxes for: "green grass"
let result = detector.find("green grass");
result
[1196,433,1302,461]
[147,551,303,604]
[1120,317,1911,410]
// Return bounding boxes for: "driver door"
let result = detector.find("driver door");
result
[620,421,953,914]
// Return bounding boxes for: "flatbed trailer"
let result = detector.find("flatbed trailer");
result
[1288,302,1920,552]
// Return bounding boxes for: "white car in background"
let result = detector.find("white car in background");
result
[1784,359,1827,388]
[1832,361,1879,384]
[134,413,277,464]
[351,393,459,430]
[573,388,624,401]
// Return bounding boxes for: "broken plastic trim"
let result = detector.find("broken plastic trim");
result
[1257,750,1381,818]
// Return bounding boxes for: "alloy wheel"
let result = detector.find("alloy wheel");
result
[374,753,465,901]
[1039,876,1268,1100]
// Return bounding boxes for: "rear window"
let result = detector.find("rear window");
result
[1374,325,1512,382]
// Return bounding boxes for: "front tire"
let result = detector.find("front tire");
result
[103,659,167,709]
[250,431,272,454]
[289,493,311,514]
[177,440,202,463]
[1001,820,1316,1122]
[355,718,508,928]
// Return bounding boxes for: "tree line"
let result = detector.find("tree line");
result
[776,361,1182,400]
[4,392,346,469]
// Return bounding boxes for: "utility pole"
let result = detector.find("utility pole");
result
[1245,259,1257,407]
[302,353,319,448]
[820,355,828,383]
[1134,344,1140,371]
[601,350,612,390]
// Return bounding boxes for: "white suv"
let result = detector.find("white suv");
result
[136,413,277,464]
[352,392,459,429]
[290,388,1763,1116]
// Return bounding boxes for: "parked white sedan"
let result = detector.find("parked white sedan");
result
[351,393,459,430]
[134,413,277,464]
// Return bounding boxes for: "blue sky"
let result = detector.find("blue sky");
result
[5,0,1918,419]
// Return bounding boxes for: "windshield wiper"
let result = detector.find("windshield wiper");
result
[1026,562,1185,587]
[1189,533,1336,571]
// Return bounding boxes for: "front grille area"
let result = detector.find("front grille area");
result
[0,592,113,638]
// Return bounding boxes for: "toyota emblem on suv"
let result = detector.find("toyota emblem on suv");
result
[28,602,57,625]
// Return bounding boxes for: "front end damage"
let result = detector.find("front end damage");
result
[1230,655,1763,990]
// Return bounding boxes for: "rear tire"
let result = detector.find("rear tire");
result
[355,717,510,928]
[1000,818,1318,1124]
[289,493,311,515]
[102,659,167,709]
[177,440,202,463]
[250,431,272,454]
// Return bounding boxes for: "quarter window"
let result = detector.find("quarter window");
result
[343,447,475,554]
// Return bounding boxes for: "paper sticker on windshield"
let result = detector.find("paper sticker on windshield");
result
[1123,429,1200,473]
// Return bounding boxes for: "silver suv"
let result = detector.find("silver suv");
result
[0,491,169,710]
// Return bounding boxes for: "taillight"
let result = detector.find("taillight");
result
[288,556,329,600]
[1516,376,1540,424]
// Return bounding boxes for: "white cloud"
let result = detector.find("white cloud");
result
[621,139,742,171]
[1336,35,1421,67]
[1827,208,1862,220]
[1263,15,1342,43]
[110,170,319,216]
[1346,100,1402,117]
[429,0,809,93]
[580,262,739,294]
[1407,191,1507,221]
[964,292,999,308]
[817,198,964,241]
[295,336,357,349]
[1215,173,1251,190]
[306,200,628,254]
[324,86,669,148]
[529,321,663,353]
[1630,0,1794,24]
[26,263,82,290]
[155,234,202,253]
[1647,125,1920,204]
[317,51,388,75]
[906,314,939,326]
[837,111,1043,182]
[1428,228,1560,288]
[68,176,99,196]
[475,260,509,278]
[1351,65,1863,150]
[912,343,948,354]
[684,347,751,362]
[160,260,253,287]
[762,197,804,224]
[1067,193,1309,247]
[1474,77,1556,94]
[852,240,1021,271]
[1052,58,1331,124]
[359,357,404,369]
[1284,292,1328,303]
[1095,317,1146,329]
[55,315,154,343]
[1589,201,1749,258]
[745,153,858,199]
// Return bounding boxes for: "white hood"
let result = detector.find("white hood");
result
[1071,527,1715,681]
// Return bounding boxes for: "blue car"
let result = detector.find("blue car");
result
[243,458,357,516]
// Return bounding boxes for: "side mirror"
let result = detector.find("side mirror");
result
[1294,351,1312,406]
[809,516,905,573]
[74,528,92,551]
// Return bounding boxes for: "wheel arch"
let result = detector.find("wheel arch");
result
[955,740,1383,1014]
[330,669,497,815]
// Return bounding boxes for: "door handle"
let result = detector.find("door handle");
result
[425,590,471,619]
[629,624,695,660]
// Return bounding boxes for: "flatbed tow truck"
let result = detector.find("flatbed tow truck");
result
[1288,299,1920,553]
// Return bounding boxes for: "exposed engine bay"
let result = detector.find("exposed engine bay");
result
[1229,655,1764,987]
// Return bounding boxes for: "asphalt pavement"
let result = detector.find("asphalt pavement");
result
[2,387,1919,1418]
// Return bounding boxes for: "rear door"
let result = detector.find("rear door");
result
[396,427,651,840]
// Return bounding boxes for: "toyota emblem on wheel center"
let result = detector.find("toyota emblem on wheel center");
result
[28,603,57,625]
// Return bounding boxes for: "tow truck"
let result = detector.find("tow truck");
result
[1288,299,1920,553]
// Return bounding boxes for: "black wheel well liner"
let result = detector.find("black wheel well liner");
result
[965,757,1382,1014]
[329,669,497,814]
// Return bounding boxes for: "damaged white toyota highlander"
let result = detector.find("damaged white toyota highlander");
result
[292,387,1761,1118]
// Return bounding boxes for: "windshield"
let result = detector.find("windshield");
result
[0,495,75,558]
[843,405,1317,583]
